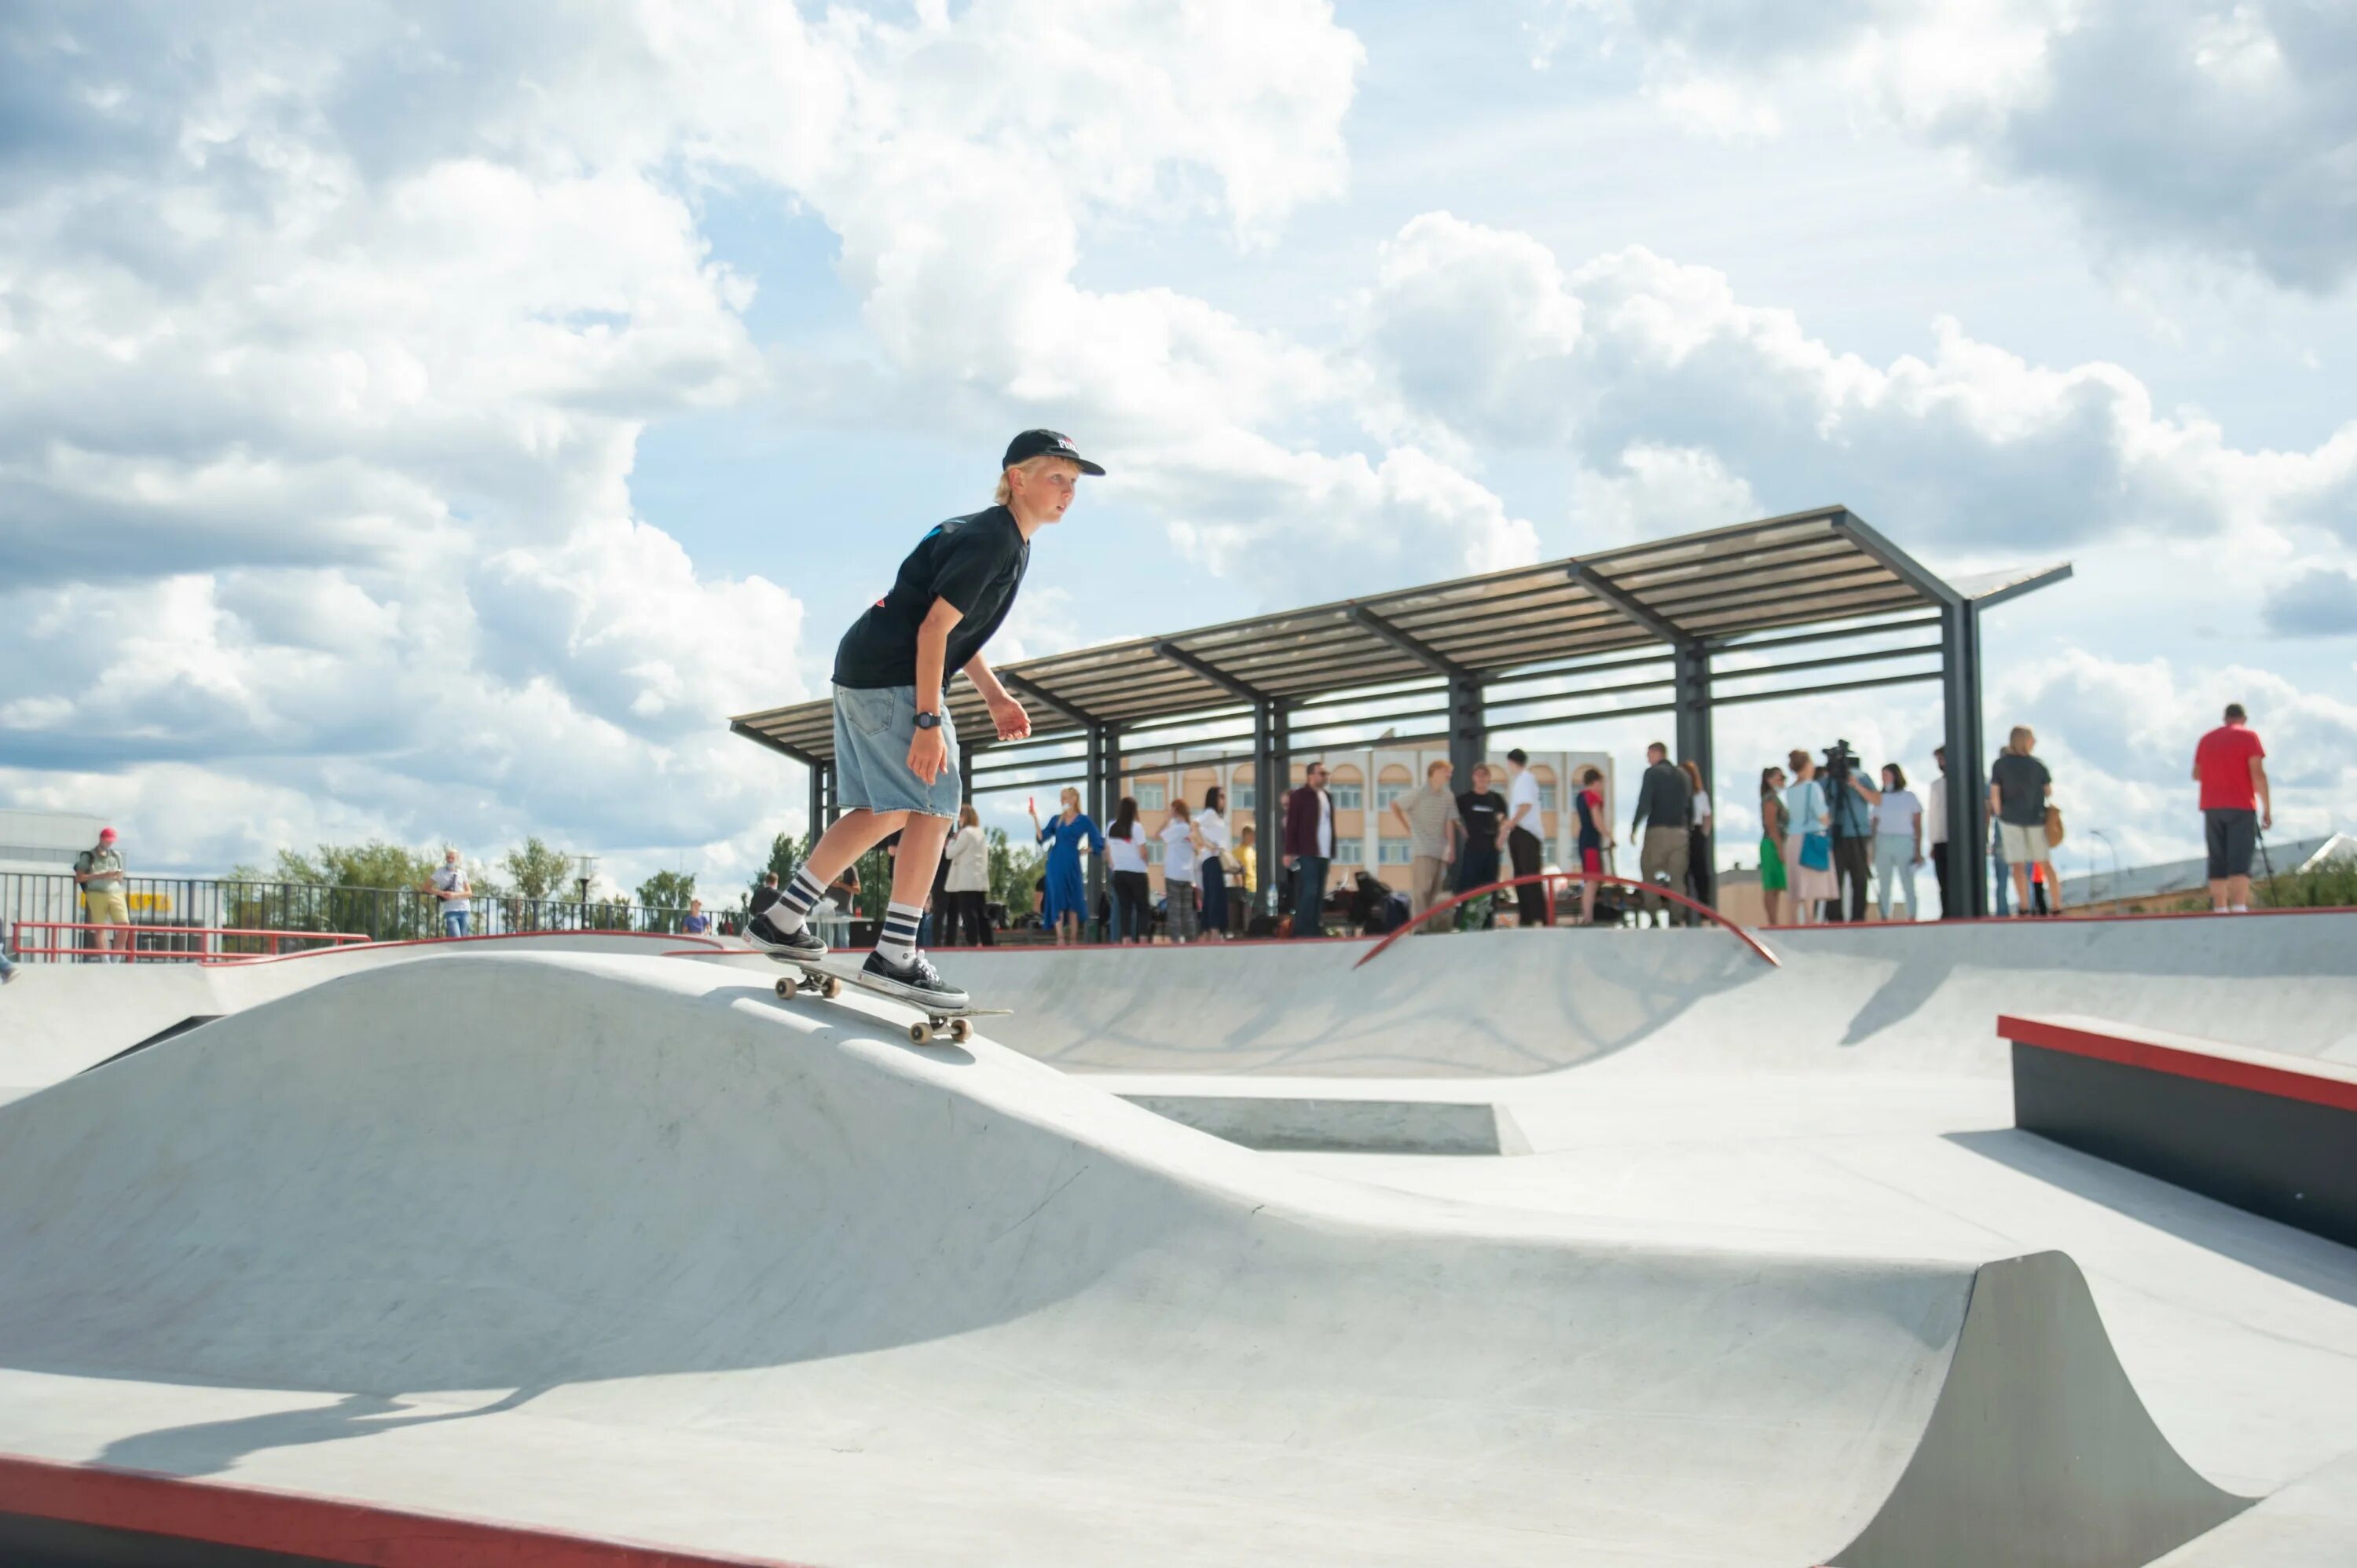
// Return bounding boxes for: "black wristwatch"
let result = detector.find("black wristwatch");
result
[913,710,942,731]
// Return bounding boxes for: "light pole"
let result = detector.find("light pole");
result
[2085,829,2121,910]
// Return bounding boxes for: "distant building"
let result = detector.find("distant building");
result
[2059,831,2352,914]
[1116,746,1612,899]
[0,808,108,875]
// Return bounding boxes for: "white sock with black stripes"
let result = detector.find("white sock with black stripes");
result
[877,901,924,965]
[768,866,828,932]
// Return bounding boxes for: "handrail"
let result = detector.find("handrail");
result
[1351,872,1780,969]
[11,921,372,964]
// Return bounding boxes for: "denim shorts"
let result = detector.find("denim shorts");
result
[833,683,961,819]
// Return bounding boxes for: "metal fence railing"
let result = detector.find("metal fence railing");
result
[0,873,698,963]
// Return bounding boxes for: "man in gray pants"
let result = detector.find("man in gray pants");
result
[1629,741,1692,925]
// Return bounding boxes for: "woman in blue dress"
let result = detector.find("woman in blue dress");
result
[1028,786,1104,945]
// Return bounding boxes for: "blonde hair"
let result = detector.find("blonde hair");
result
[2008,725,2035,753]
[995,455,1061,507]
[1058,786,1082,811]
[958,803,980,830]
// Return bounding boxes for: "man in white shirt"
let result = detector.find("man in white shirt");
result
[1501,749,1549,927]
[1926,746,1952,919]
[430,848,472,939]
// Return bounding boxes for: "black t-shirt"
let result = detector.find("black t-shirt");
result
[750,884,780,918]
[1456,789,1507,850]
[1990,753,2052,827]
[834,507,1030,690]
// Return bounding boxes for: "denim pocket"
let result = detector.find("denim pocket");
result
[838,684,899,740]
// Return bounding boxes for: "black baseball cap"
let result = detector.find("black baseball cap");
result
[1003,428,1105,475]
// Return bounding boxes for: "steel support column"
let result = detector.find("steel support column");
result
[1941,600,1989,918]
[1255,699,1288,921]
[807,762,827,843]
[1448,674,1485,791]
[1673,639,1713,829]
[1087,723,1116,940]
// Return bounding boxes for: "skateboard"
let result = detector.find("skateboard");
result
[767,954,1010,1045]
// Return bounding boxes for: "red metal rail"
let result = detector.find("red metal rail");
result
[1351,871,1780,969]
[12,922,370,964]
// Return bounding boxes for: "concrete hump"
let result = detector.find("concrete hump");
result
[0,952,2254,1566]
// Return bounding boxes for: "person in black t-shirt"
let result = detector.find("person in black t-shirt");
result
[747,430,1105,1006]
[1450,763,1508,931]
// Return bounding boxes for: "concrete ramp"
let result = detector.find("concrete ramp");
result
[933,912,2357,1078]
[0,952,2246,1566]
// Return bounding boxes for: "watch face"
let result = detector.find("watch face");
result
[915,711,940,730]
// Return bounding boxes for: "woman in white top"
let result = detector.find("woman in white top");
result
[1104,797,1153,944]
[941,803,992,946]
[1782,749,1838,924]
[1159,798,1203,943]
[1195,787,1233,940]
[1681,758,1713,910]
[1870,763,1924,921]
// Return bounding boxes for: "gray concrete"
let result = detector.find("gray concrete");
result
[1121,1092,1520,1154]
[0,951,2272,1566]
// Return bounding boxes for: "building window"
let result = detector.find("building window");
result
[1538,784,1558,811]
[1143,837,1162,863]
[1136,781,1166,811]
[1329,782,1363,810]
[1375,782,1407,811]
[1376,840,1413,865]
[1334,846,1361,865]
[1233,782,1254,811]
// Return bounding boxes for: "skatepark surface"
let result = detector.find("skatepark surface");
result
[2,917,2354,1563]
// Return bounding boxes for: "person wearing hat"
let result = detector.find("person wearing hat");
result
[75,826,130,960]
[747,430,1105,1007]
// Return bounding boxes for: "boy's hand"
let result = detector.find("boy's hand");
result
[907,726,948,784]
[988,691,1032,741]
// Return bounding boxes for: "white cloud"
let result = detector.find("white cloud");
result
[1538,0,2357,291]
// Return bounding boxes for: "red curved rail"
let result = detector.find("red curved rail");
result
[1351,871,1780,969]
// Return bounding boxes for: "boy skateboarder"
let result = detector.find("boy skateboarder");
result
[746,430,1104,1006]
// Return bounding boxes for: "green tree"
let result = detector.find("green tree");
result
[988,827,1045,916]
[503,837,575,900]
[636,869,696,932]
[269,839,454,942]
[2257,857,2357,908]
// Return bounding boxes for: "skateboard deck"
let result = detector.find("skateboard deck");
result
[765,952,1010,1044]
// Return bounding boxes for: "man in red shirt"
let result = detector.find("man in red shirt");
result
[2191,702,2271,912]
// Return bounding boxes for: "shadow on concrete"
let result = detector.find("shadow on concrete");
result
[97,1387,545,1478]
[1945,1128,2357,1310]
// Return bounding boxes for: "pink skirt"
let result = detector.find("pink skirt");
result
[1785,830,1838,903]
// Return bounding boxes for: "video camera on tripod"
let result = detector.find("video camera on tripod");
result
[1822,740,1863,837]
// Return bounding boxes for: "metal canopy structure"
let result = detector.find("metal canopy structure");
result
[733,506,2069,920]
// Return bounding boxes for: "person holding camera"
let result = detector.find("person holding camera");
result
[1824,744,1874,923]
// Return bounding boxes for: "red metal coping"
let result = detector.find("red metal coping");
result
[1998,1014,2357,1115]
[0,1453,812,1568]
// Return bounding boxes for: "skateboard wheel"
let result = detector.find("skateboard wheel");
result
[908,1020,931,1044]
[949,1017,973,1044]
[774,978,791,999]
[822,976,842,1000]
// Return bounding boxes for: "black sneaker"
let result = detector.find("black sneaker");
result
[745,911,827,961]
[860,950,968,1009]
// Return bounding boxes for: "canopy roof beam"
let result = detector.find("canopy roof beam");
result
[1565,561,1695,647]
[1153,641,1272,705]
[1347,605,1471,682]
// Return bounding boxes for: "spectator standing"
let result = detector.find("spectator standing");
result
[1196,787,1233,941]
[681,899,713,936]
[1572,765,1611,925]
[1989,727,2062,917]
[1758,767,1789,925]
[1501,750,1550,927]
[1281,762,1336,939]
[1828,757,1874,923]
[1681,759,1713,910]
[750,872,782,923]
[1105,797,1153,944]
[1783,751,1837,925]
[943,804,992,945]
[75,826,130,959]
[429,847,471,939]
[1926,747,1952,918]
[1233,824,1257,930]
[1160,798,1202,943]
[1451,763,1507,931]
[1030,787,1104,945]
[0,920,14,984]
[1629,742,1692,926]
[1391,760,1457,933]
[1868,764,1924,921]
[2193,703,2271,913]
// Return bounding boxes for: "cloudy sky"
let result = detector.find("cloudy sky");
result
[4,0,2352,894]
